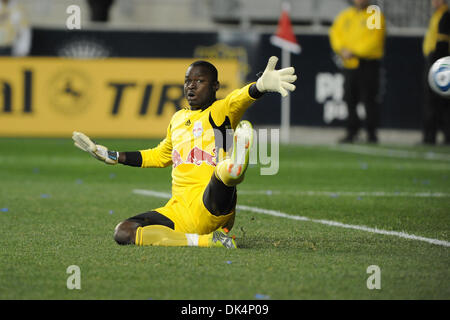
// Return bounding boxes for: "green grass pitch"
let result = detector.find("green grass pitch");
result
[0,137,449,300]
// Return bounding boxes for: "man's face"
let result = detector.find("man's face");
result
[184,65,219,109]
[432,0,445,9]
[353,0,369,9]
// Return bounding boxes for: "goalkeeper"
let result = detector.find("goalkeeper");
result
[73,56,297,248]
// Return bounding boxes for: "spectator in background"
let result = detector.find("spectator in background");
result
[87,0,115,22]
[422,0,450,145]
[0,0,31,56]
[329,0,386,143]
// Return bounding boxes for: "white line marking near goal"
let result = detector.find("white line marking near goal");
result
[132,189,450,248]
[133,189,172,199]
[236,205,450,247]
[328,144,450,161]
[237,190,450,198]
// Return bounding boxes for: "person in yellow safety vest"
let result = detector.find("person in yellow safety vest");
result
[329,0,386,143]
[422,0,450,145]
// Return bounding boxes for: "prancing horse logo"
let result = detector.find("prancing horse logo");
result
[48,70,91,115]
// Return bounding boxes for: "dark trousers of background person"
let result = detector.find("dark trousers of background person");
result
[87,0,115,22]
[0,47,12,56]
[342,59,381,143]
[423,59,450,145]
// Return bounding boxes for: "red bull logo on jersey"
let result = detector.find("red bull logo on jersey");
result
[193,121,203,138]
[186,146,216,166]
[172,149,183,168]
[172,147,216,168]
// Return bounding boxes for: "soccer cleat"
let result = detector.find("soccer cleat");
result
[227,120,254,179]
[210,227,237,249]
[222,227,237,241]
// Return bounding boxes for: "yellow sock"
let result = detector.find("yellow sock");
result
[135,225,212,247]
[198,233,213,247]
[215,159,245,187]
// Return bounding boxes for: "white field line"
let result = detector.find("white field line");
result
[132,189,450,248]
[237,190,450,198]
[328,144,450,161]
[133,189,172,199]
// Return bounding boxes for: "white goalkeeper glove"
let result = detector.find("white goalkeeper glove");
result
[256,56,297,97]
[72,131,118,165]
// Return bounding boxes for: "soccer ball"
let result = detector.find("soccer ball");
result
[428,56,450,98]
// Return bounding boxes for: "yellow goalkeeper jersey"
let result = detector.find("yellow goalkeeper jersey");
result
[139,83,256,196]
[329,5,386,69]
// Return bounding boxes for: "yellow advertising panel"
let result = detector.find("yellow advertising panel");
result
[0,57,240,138]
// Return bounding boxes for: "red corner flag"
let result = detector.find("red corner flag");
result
[270,2,301,54]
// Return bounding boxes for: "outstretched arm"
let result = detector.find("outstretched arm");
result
[72,131,172,168]
[72,132,143,167]
[216,56,297,129]
[248,83,265,99]
[118,151,142,167]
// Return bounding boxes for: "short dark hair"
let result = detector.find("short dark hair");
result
[189,60,218,82]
